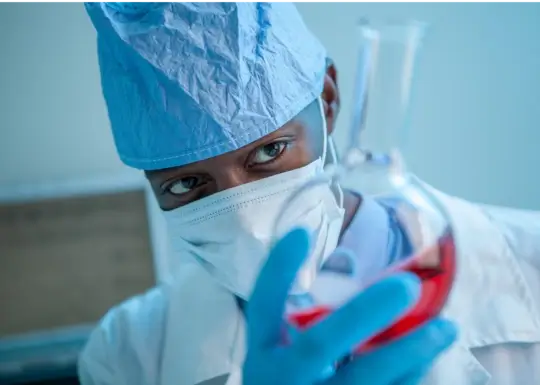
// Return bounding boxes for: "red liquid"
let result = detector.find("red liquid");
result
[287,231,456,354]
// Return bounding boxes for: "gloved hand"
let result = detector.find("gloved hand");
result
[244,228,457,385]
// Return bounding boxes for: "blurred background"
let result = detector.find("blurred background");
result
[0,2,539,385]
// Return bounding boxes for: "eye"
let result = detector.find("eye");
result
[251,141,288,165]
[167,176,201,195]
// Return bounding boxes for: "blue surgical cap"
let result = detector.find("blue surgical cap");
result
[85,2,327,170]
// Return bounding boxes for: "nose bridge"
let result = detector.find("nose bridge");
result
[215,167,249,192]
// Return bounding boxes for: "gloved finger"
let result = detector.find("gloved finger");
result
[288,325,336,382]
[289,272,421,376]
[247,227,311,349]
[323,317,457,385]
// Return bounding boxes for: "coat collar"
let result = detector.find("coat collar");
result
[159,260,246,385]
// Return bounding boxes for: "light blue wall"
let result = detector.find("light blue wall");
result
[1,3,539,209]
[0,3,130,185]
[297,2,540,209]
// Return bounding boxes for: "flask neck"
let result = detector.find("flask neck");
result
[348,20,425,157]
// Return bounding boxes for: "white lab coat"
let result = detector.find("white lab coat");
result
[78,186,540,385]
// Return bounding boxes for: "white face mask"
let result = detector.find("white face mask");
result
[163,99,345,300]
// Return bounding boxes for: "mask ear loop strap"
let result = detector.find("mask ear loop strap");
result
[328,139,344,208]
[319,96,328,166]
[317,97,344,209]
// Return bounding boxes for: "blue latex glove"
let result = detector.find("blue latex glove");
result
[244,228,457,385]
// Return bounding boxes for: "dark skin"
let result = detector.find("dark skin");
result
[146,63,362,234]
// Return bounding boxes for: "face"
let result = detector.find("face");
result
[146,62,340,211]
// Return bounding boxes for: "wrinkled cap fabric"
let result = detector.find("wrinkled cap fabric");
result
[85,2,327,170]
